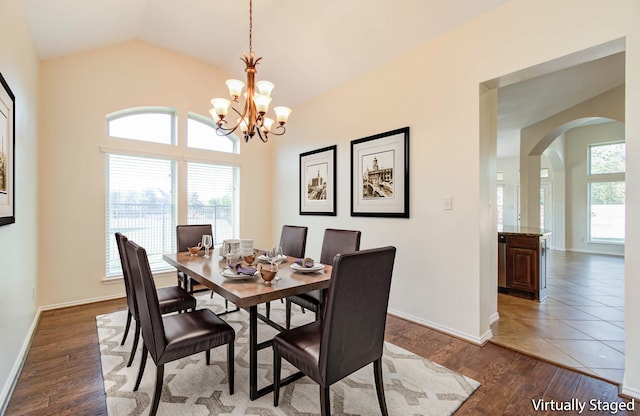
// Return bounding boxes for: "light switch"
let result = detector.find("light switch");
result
[444,197,453,210]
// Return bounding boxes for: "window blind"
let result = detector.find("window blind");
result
[187,162,239,246]
[106,154,176,276]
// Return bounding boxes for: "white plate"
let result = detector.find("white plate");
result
[291,262,325,272]
[257,254,287,263]
[221,269,258,279]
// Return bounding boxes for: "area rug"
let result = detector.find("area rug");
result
[97,294,480,415]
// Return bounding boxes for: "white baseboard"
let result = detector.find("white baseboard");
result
[0,292,127,412]
[0,308,42,414]
[620,382,640,400]
[489,312,500,325]
[388,308,492,346]
[565,248,624,257]
[40,293,126,312]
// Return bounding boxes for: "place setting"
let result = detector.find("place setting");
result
[219,239,258,280]
[219,239,283,284]
[291,257,325,273]
[254,246,288,282]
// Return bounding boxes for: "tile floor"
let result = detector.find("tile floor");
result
[490,250,625,383]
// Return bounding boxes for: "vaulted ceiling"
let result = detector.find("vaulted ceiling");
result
[22,0,625,157]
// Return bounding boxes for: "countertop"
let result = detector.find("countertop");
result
[498,225,551,237]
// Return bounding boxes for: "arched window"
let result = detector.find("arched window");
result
[187,112,239,154]
[104,107,240,278]
[107,107,176,144]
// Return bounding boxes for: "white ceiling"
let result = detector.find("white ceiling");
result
[497,52,625,157]
[22,0,511,106]
[22,0,625,157]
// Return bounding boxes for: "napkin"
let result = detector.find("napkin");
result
[229,262,257,275]
[295,258,315,268]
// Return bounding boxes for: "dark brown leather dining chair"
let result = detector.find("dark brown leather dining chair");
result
[176,224,212,292]
[265,225,308,318]
[125,238,235,416]
[285,228,361,329]
[115,232,196,367]
[176,224,237,313]
[273,246,397,416]
[280,225,308,258]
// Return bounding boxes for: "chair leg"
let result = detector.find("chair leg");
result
[121,310,132,345]
[149,364,164,416]
[373,358,389,416]
[126,320,141,367]
[134,344,148,391]
[266,301,271,318]
[285,300,292,329]
[320,385,331,416]
[273,350,281,406]
[227,342,234,395]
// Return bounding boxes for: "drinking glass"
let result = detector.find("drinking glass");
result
[264,248,276,273]
[224,244,235,267]
[202,235,213,258]
[273,246,284,280]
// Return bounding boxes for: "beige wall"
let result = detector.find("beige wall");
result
[0,0,40,408]
[3,0,640,405]
[37,41,273,307]
[272,0,640,397]
[520,85,625,230]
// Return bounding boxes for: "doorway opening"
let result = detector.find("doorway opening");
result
[480,39,626,384]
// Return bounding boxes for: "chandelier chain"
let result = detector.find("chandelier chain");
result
[249,0,253,53]
[210,0,291,143]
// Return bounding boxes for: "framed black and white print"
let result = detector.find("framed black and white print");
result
[351,127,409,218]
[300,145,337,216]
[0,72,15,226]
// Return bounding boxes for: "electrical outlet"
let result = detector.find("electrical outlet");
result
[444,197,453,210]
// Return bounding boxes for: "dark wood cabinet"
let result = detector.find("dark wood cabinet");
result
[503,233,547,301]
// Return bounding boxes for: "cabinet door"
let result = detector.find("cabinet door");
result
[506,246,539,292]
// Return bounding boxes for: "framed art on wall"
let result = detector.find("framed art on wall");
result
[0,72,15,226]
[351,127,409,218]
[300,145,337,216]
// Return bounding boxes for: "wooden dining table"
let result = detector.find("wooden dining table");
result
[162,251,332,400]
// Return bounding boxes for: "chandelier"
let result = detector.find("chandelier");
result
[210,0,291,143]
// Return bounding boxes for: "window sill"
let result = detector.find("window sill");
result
[102,269,176,284]
[587,240,624,246]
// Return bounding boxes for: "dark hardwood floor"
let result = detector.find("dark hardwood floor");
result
[5,298,638,415]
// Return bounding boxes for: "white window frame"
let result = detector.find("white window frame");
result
[186,160,240,246]
[586,141,625,245]
[187,112,240,154]
[104,107,241,279]
[105,153,178,276]
[106,106,177,145]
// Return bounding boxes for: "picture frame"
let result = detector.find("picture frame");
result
[351,127,409,218]
[299,145,337,216]
[0,72,15,226]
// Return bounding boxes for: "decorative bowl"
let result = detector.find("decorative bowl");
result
[260,267,276,284]
[187,246,201,255]
[244,254,256,265]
